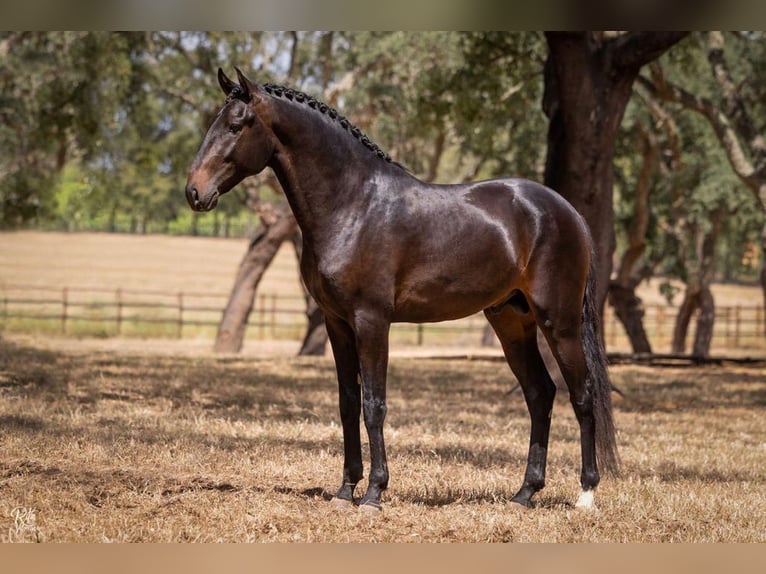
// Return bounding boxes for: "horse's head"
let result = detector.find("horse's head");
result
[185,68,275,212]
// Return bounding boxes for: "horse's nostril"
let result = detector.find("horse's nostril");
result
[187,184,202,209]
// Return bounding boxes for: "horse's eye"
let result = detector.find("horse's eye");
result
[229,124,242,134]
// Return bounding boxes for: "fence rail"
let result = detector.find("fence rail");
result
[1,282,764,353]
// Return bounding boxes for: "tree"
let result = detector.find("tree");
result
[609,116,658,354]
[608,34,760,357]
[653,110,740,357]
[0,32,150,226]
[641,31,766,336]
[212,32,336,354]
[542,32,689,320]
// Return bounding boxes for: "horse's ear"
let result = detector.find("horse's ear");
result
[234,66,254,101]
[218,68,237,96]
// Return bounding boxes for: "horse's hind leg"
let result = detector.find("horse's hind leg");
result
[534,302,600,510]
[484,307,556,508]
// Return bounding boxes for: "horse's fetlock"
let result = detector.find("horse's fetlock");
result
[581,469,600,491]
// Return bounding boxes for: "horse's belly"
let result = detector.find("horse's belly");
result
[392,276,515,323]
[392,300,488,323]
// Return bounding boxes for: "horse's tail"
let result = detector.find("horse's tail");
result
[582,257,620,475]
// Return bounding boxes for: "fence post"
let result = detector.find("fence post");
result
[255,294,264,339]
[734,305,741,347]
[177,291,184,339]
[61,287,68,334]
[656,306,665,350]
[270,294,277,338]
[417,324,424,346]
[116,288,123,335]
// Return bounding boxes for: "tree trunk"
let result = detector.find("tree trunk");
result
[671,209,724,357]
[543,35,628,314]
[297,294,328,356]
[692,286,715,356]
[213,207,297,353]
[671,290,698,354]
[761,220,766,336]
[543,32,688,324]
[609,284,652,353]
[290,230,329,356]
[608,125,657,353]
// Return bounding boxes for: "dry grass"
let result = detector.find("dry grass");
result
[0,230,302,296]
[1,335,764,542]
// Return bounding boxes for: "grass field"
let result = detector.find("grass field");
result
[0,230,302,296]
[1,335,764,542]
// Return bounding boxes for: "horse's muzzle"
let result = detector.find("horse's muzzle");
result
[185,183,218,212]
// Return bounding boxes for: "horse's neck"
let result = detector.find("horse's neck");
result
[266,102,388,245]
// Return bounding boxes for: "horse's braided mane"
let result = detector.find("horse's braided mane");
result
[261,83,402,168]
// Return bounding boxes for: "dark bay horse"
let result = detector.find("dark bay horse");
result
[186,68,618,512]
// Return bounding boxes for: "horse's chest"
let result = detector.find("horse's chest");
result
[299,251,360,315]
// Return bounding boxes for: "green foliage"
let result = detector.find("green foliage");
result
[336,32,547,182]
[0,32,148,226]
[3,31,550,232]
[614,31,765,285]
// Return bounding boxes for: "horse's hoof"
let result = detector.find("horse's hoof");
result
[359,501,383,515]
[574,489,597,511]
[330,497,355,510]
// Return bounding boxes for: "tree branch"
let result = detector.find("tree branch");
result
[612,31,690,71]
[638,65,759,192]
[617,125,657,287]
[705,31,766,167]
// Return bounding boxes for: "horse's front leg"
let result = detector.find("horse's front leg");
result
[326,316,363,505]
[353,310,391,512]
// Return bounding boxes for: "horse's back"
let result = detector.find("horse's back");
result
[464,177,585,227]
[376,175,589,322]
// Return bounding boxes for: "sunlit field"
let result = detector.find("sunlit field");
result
[1,336,764,542]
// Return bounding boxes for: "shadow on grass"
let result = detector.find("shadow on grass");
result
[4,337,765,500]
[630,460,765,484]
[615,366,766,413]
[0,338,69,397]
[0,414,46,432]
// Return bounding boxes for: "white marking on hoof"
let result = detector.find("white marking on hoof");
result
[575,489,596,511]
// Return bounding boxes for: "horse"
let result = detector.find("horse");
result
[185,67,619,512]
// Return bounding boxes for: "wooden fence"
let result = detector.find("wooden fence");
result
[1,283,764,353]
